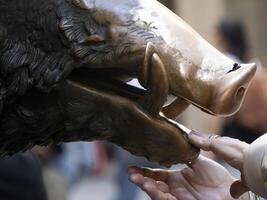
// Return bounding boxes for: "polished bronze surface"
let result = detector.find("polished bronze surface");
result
[0,0,256,165]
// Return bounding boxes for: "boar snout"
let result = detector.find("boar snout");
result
[210,63,257,115]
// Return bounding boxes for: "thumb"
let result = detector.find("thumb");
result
[230,180,249,199]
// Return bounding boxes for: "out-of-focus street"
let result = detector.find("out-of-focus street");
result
[67,164,150,200]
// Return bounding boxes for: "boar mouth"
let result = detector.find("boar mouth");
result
[68,68,145,103]
[65,68,200,166]
[67,68,193,118]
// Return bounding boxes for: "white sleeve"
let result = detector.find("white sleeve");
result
[243,133,267,198]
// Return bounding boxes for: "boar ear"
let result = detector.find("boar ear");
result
[72,0,94,9]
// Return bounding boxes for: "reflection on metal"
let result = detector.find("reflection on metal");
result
[0,0,256,166]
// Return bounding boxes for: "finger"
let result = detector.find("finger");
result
[143,178,177,200]
[188,131,223,151]
[188,131,248,170]
[129,172,169,192]
[143,180,160,199]
[230,180,249,199]
[155,181,169,193]
[139,176,166,200]
[141,167,169,182]
[189,131,248,152]
[129,173,145,186]
[128,166,168,182]
[130,172,172,199]
[188,131,213,151]
[163,193,177,200]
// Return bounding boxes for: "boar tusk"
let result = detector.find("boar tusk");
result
[138,43,169,116]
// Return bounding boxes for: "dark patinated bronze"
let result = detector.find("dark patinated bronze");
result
[0,0,256,166]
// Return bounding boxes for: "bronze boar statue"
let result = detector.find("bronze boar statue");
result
[0,0,256,166]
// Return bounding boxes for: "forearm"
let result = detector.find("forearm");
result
[243,133,267,198]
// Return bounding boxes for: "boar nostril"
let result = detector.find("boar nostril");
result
[236,87,246,102]
[227,63,241,73]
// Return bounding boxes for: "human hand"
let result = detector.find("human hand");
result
[188,132,250,198]
[188,132,249,171]
[128,156,235,200]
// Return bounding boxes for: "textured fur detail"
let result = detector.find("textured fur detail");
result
[0,0,160,156]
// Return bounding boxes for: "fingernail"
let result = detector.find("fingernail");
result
[129,173,143,184]
[129,174,137,182]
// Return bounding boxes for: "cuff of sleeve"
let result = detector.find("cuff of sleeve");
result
[243,134,267,198]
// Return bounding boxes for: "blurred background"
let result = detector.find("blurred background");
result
[164,0,267,135]
[2,1,267,200]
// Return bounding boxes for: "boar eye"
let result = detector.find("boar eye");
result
[80,34,105,44]
[83,23,106,44]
